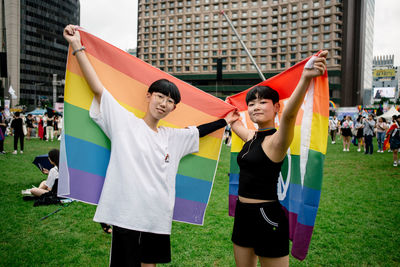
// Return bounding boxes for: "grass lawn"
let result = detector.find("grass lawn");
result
[0,136,399,266]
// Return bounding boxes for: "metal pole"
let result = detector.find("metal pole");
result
[34,83,37,107]
[52,74,57,107]
[220,10,266,81]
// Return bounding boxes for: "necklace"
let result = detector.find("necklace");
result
[258,127,275,132]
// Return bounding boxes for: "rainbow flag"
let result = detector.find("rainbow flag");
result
[58,29,234,225]
[226,54,329,260]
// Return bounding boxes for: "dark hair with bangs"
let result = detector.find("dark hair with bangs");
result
[245,86,279,105]
[148,79,181,104]
[48,149,60,168]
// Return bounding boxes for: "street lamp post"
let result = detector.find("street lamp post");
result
[52,74,65,108]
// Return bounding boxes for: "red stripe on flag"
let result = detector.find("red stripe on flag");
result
[78,30,234,118]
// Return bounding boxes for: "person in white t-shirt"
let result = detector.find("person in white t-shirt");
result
[21,149,59,197]
[328,115,338,144]
[63,25,238,266]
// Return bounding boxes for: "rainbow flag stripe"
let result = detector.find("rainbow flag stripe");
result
[226,54,329,260]
[58,29,234,225]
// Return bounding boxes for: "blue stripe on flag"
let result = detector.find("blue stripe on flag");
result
[65,134,110,178]
[229,173,239,195]
[176,174,212,203]
[280,183,321,226]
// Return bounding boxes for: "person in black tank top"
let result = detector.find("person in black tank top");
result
[230,51,328,266]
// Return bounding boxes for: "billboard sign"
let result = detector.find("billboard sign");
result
[373,69,396,78]
[336,107,359,120]
[373,87,396,99]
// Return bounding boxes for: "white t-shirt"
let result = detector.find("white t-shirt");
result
[89,88,199,234]
[45,166,58,189]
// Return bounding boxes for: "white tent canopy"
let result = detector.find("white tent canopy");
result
[378,107,400,121]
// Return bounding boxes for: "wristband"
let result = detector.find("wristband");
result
[72,46,86,56]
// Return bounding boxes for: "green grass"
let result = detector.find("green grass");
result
[0,137,399,266]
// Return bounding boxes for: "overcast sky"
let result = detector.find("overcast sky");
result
[80,0,400,65]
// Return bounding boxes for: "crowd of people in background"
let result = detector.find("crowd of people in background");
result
[0,107,63,154]
[329,112,400,167]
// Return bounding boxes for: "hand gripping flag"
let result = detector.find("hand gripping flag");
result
[226,54,329,260]
[58,29,234,225]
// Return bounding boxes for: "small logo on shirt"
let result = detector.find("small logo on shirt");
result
[165,154,170,163]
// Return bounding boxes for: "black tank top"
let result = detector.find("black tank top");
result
[237,129,283,200]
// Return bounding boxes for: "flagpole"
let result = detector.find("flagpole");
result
[220,10,266,81]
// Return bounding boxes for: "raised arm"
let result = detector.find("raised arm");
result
[230,114,253,142]
[265,51,328,162]
[63,25,103,103]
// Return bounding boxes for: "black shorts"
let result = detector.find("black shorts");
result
[231,200,289,258]
[341,128,352,137]
[110,226,171,267]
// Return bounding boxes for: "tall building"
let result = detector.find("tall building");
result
[340,0,375,106]
[137,0,371,106]
[0,0,80,108]
[362,0,375,106]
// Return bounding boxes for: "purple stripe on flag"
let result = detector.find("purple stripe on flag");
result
[173,197,207,225]
[63,168,105,204]
[282,206,314,260]
[229,194,238,217]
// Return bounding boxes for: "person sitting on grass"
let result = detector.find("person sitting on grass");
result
[21,149,59,197]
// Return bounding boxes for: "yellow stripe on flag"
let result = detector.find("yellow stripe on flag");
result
[310,113,329,154]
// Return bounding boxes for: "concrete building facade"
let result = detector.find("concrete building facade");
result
[137,0,344,101]
[0,0,80,108]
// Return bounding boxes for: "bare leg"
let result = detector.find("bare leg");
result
[30,188,49,197]
[38,181,47,189]
[259,255,289,267]
[141,264,156,267]
[233,243,257,267]
[393,149,398,162]
[342,136,346,150]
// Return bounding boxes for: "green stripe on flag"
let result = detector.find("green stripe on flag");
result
[178,154,217,182]
[64,102,111,150]
[280,151,324,191]
[230,152,240,174]
[304,149,324,190]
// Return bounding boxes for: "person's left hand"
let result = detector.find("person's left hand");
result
[224,109,240,125]
[303,50,328,79]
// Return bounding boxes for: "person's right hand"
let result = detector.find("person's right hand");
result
[42,168,49,175]
[63,24,81,45]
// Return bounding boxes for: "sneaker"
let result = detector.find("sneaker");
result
[394,161,398,167]
[0,151,5,154]
[357,148,361,152]
[21,189,32,196]
[333,141,336,144]
[332,141,334,144]
[343,148,346,151]
[346,148,349,152]
[12,150,17,155]
[20,151,23,154]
